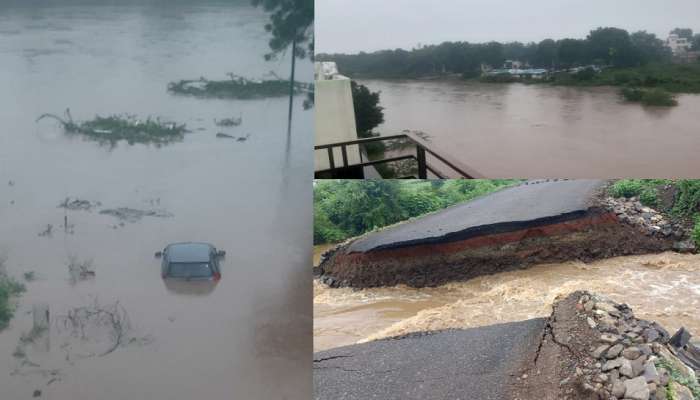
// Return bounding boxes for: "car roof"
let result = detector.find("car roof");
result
[165,242,214,263]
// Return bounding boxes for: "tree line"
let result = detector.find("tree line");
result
[318,27,700,79]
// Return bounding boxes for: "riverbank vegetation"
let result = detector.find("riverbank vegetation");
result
[609,179,700,245]
[0,259,26,330]
[620,87,678,106]
[37,109,187,146]
[167,74,312,99]
[314,180,520,244]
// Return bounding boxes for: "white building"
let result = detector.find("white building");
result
[667,33,692,55]
[314,62,363,175]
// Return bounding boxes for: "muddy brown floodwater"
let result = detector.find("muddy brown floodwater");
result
[360,79,700,178]
[314,249,700,353]
[0,2,312,399]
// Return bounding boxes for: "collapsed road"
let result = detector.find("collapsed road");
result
[314,292,700,400]
[316,179,683,288]
[313,319,547,400]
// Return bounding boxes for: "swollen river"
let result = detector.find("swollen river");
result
[314,250,700,352]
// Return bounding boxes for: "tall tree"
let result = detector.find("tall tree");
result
[557,38,586,67]
[251,0,314,60]
[533,39,558,68]
[671,28,694,40]
[630,31,670,64]
[351,81,384,137]
[586,27,637,67]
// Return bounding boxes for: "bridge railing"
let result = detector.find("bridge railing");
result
[314,132,480,179]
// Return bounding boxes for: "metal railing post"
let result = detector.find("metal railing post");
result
[416,146,427,179]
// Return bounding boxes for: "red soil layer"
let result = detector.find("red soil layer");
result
[318,211,674,288]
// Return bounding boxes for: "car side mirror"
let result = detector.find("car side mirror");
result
[155,251,163,258]
[216,250,226,258]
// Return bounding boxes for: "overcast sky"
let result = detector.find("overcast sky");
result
[316,0,700,54]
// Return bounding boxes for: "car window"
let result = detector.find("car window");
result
[167,262,213,278]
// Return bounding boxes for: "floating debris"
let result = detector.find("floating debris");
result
[99,207,173,223]
[23,271,36,282]
[214,116,242,127]
[58,197,101,211]
[236,133,251,142]
[216,132,235,139]
[37,109,187,146]
[37,224,53,238]
[167,74,312,99]
[67,255,95,283]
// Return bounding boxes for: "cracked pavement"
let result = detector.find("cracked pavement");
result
[313,319,547,400]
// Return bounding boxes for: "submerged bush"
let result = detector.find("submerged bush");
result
[167,74,312,100]
[620,87,678,106]
[692,216,700,248]
[37,109,187,146]
[0,274,26,330]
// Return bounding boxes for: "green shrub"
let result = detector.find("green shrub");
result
[639,188,659,207]
[692,216,700,248]
[673,180,700,216]
[621,87,678,106]
[610,180,646,198]
[0,276,26,331]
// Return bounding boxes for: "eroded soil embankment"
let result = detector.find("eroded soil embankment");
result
[317,210,676,288]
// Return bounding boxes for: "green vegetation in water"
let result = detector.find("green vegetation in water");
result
[37,109,187,146]
[314,180,522,244]
[620,87,678,106]
[23,271,36,282]
[0,265,26,330]
[167,74,312,100]
[214,116,242,127]
[655,358,700,399]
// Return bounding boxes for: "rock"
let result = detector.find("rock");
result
[603,357,624,371]
[611,380,626,398]
[658,367,670,386]
[620,358,634,378]
[587,317,597,329]
[593,373,608,383]
[631,356,648,377]
[606,344,624,359]
[584,301,595,312]
[644,329,661,343]
[595,302,621,317]
[593,344,610,359]
[673,240,696,253]
[624,376,650,400]
[623,347,643,360]
[669,381,694,400]
[643,361,660,384]
[669,327,691,348]
[601,333,620,344]
[655,387,668,400]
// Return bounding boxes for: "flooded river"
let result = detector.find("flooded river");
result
[314,249,700,352]
[0,2,312,399]
[360,79,700,178]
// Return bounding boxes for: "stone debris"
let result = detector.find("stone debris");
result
[573,292,699,400]
[601,196,694,252]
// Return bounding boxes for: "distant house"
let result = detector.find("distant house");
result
[667,33,692,56]
[503,60,524,69]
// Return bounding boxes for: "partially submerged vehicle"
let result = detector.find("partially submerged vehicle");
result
[156,242,225,281]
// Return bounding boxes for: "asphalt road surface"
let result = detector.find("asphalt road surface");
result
[313,318,547,400]
[348,179,604,253]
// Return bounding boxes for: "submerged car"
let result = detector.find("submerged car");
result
[156,242,224,281]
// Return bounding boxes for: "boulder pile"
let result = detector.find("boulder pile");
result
[601,196,695,252]
[575,293,699,400]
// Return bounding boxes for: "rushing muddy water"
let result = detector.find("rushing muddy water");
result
[360,79,700,178]
[0,2,312,399]
[314,250,700,352]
